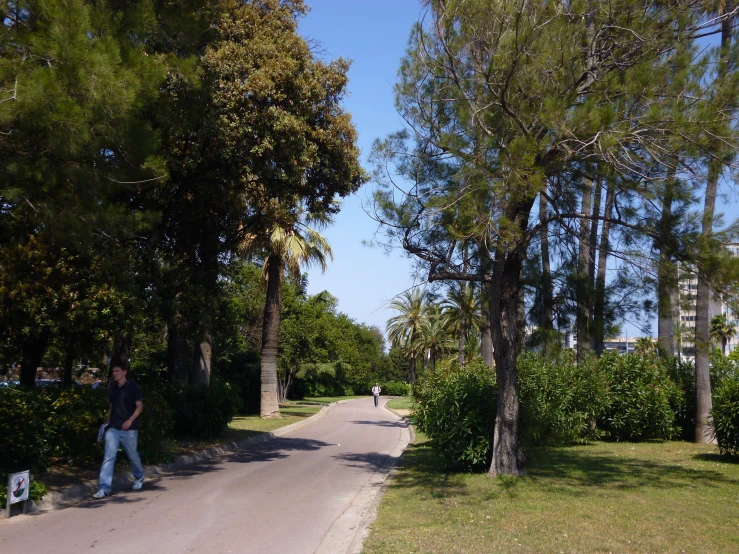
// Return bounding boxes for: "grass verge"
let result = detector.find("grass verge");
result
[364,435,739,554]
[386,397,412,411]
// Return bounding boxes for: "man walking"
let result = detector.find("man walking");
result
[93,362,145,498]
[372,382,381,407]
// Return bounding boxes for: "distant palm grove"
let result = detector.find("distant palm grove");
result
[2,0,739,482]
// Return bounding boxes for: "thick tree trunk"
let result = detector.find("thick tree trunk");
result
[657,170,677,358]
[192,334,212,386]
[260,254,283,418]
[695,1,732,444]
[593,182,615,355]
[20,328,50,387]
[480,318,494,369]
[576,175,594,363]
[168,311,190,383]
[539,190,554,354]
[488,245,526,477]
[408,357,417,384]
[587,179,601,352]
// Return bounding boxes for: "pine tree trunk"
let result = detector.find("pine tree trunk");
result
[539,189,554,354]
[657,170,677,358]
[260,254,282,418]
[20,328,50,387]
[487,244,526,477]
[695,2,732,444]
[587,178,601,351]
[593,181,615,355]
[576,175,594,363]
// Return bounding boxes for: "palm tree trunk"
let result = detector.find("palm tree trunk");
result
[539,189,554,355]
[587,178,602,352]
[657,169,677,358]
[695,1,732,444]
[576,174,594,363]
[593,180,614,355]
[260,254,283,418]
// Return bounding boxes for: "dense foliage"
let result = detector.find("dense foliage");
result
[712,376,739,455]
[518,351,609,446]
[412,359,497,470]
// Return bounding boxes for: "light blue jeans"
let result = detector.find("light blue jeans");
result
[98,428,144,493]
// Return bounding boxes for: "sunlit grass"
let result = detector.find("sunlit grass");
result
[386,397,413,411]
[364,436,739,554]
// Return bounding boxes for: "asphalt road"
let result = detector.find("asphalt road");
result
[0,397,408,554]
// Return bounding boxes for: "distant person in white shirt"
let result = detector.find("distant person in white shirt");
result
[372,383,381,407]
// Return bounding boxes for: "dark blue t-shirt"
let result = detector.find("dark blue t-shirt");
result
[108,380,143,430]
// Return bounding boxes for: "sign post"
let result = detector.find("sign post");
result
[6,470,30,518]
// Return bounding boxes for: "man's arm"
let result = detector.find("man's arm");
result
[121,400,143,431]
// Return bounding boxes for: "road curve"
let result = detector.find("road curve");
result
[0,397,408,554]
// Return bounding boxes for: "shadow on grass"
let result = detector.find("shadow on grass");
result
[385,440,737,503]
[523,446,734,492]
[692,452,739,464]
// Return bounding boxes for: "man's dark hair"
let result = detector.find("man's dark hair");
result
[110,359,129,373]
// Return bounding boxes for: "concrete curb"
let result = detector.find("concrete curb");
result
[315,400,415,554]
[20,404,332,516]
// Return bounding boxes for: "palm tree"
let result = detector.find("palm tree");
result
[412,310,454,372]
[634,337,655,357]
[672,321,690,358]
[440,284,482,366]
[241,205,332,418]
[387,290,429,382]
[709,314,737,356]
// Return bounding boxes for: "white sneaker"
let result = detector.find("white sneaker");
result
[132,477,144,491]
[92,489,109,499]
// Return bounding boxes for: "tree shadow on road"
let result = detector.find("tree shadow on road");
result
[221,437,331,465]
[333,451,398,472]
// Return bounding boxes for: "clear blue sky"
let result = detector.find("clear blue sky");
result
[299,1,423,334]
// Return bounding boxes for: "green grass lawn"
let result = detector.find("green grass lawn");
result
[364,435,739,554]
[386,397,413,410]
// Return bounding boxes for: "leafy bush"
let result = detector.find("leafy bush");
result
[292,362,348,398]
[665,357,694,441]
[47,387,107,464]
[167,379,243,440]
[383,380,410,396]
[412,359,496,470]
[711,376,739,456]
[137,386,175,463]
[518,351,609,446]
[0,387,51,473]
[598,353,678,441]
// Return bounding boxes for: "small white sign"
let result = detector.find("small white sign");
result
[8,471,30,504]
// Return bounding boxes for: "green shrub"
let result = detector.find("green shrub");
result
[412,359,496,470]
[137,386,175,463]
[167,379,243,440]
[518,351,609,446]
[383,380,410,396]
[293,362,347,398]
[665,357,694,440]
[0,387,50,473]
[598,353,678,441]
[711,376,739,456]
[47,387,107,464]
